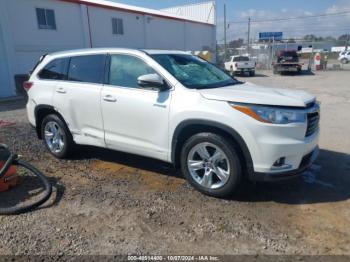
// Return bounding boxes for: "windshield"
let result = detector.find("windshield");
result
[150,54,239,89]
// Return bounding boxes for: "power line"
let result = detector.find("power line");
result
[227,10,350,24]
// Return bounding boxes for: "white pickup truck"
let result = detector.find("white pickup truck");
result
[225,56,256,76]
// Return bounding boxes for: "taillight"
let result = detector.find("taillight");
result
[23,81,33,91]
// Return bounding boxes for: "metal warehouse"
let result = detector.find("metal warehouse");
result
[0,0,216,98]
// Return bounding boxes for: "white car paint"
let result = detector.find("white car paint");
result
[26,48,319,177]
[338,51,350,63]
[224,56,255,73]
[199,82,315,107]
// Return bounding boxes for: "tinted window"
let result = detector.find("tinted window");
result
[112,18,124,35]
[68,55,106,84]
[109,55,156,88]
[233,56,249,62]
[36,8,56,30]
[280,51,298,57]
[38,58,68,80]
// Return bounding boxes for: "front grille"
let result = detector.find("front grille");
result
[306,111,320,137]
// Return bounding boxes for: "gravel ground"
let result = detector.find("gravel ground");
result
[0,69,349,256]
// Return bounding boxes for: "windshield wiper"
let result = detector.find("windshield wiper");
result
[219,81,244,87]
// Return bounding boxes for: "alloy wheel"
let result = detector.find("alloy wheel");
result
[44,121,65,154]
[187,142,231,189]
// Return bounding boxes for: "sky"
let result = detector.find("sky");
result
[113,0,350,42]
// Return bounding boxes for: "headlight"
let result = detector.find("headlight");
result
[230,103,306,124]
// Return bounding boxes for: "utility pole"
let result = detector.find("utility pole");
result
[247,17,251,55]
[224,4,227,61]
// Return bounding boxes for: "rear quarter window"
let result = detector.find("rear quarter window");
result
[38,58,69,80]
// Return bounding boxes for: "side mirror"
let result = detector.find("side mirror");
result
[137,74,169,91]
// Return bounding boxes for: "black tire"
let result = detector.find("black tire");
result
[41,114,74,159]
[180,133,242,198]
[273,67,278,74]
[249,71,255,77]
[230,66,234,76]
[341,58,348,64]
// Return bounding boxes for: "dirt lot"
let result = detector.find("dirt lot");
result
[0,69,349,256]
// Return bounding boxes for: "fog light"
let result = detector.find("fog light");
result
[272,157,292,170]
[273,157,285,167]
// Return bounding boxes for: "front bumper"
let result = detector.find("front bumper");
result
[250,147,319,182]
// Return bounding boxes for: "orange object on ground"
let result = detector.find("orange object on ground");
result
[0,161,18,192]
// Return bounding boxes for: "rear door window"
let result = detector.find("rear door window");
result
[68,55,106,84]
[38,58,69,80]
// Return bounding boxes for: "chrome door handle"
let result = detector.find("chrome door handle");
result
[56,88,66,94]
[103,95,117,102]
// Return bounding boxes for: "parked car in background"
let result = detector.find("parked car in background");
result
[338,51,350,64]
[273,50,302,74]
[25,48,319,198]
[225,56,256,76]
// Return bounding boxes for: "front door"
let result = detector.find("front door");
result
[101,54,171,161]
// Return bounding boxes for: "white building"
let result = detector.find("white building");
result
[0,0,216,98]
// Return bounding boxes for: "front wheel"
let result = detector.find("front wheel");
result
[180,133,242,198]
[341,58,348,64]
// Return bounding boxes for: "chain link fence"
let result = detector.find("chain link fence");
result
[217,40,350,72]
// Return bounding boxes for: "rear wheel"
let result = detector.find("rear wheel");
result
[230,66,234,76]
[249,71,255,77]
[180,133,242,198]
[41,114,74,159]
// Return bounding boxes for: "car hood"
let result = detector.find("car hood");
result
[199,82,315,107]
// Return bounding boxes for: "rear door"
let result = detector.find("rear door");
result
[53,54,107,147]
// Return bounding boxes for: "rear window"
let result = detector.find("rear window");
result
[68,55,106,84]
[38,58,69,80]
[233,56,250,62]
[279,51,298,58]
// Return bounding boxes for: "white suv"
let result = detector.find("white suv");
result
[25,48,320,197]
